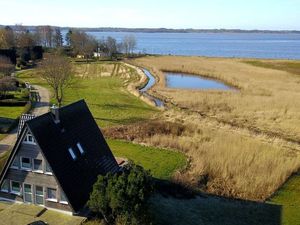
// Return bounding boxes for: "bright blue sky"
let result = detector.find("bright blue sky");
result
[0,0,299,30]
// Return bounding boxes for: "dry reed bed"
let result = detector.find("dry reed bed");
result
[104,112,300,201]
[121,56,300,201]
[130,56,300,142]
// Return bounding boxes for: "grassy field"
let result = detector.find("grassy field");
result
[0,89,30,133]
[0,201,84,225]
[17,62,157,128]
[107,139,186,179]
[127,56,300,202]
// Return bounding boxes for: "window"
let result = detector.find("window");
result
[68,148,77,160]
[21,157,32,170]
[11,158,19,169]
[1,179,9,192]
[60,191,68,204]
[45,162,53,175]
[33,159,43,172]
[11,181,21,195]
[77,143,85,155]
[24,184,32,203]
[23,132,36,145]
[35,186,44,205]
[46,188,57,202]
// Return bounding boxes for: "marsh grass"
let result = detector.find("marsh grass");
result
[111,56,300,201]
[130,56,300,141]
[244,60,300,76]
[105,118,300,201]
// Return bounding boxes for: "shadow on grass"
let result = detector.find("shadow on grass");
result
[152,179,282,225]
[0,117,15,133]
[95,116,149,126]
[91,102,157,112]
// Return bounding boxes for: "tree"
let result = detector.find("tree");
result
[0,56,14,77]
[36,26,53,47]
[16,30,36,48]
[106,37,117,58]
[70,31,97,62]
[122,35,137,55]
[88,163,153,225]
[0,27,15,49]
[53,28,63,48]
[0,76,17,98]
[65,29,73,46]
[39,55,73,107]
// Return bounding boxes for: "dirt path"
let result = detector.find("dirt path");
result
[0,85,50,154]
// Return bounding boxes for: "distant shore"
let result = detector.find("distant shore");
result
[1,25,300,34]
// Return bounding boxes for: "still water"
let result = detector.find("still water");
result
[165,72,234,90]
[84,32,300,59]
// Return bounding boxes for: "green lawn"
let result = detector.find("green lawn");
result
[64,77,156,127]
[0,134,6,141]
[0,91,29,133]
[17,64,157,128]
[0,106,25,120]
[0,201,84,225]
[269,174,300,225]
[107,139,186,180]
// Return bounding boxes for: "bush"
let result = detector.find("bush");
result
[88,162,154,225]
[0,100,27,106]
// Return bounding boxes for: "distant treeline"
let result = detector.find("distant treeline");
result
[1,25,300,34]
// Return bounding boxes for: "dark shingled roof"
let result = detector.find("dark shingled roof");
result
[26,99,119,212]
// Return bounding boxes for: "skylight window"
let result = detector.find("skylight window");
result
[77,143,85,155]
[68,148,77,160]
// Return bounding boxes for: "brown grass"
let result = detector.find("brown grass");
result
[113,56,300,201]
[129,56,300,142]
[105,116,300,201]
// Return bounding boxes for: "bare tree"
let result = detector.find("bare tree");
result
[70,31,97,62]
[0,26,15,48]
[0,56,14,77]
[53,28,63,48]
[106,36,117,58]
[122,35,137,55]
[0,76,17,98]
[39,55,73,107]
[36,26,53,47]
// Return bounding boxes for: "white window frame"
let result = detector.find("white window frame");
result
[1,179,9,193]
[10,180,21,195]
[20,157,32,171]
[77,143,85,155]
[33,159,43,173]
[23,183,33,203]
[45,162,53,175]
[10,158,19,169]
[35,185,44,206]
[59,191,68,205]
[23,132,36,145]
[68,148,77,160]
[46,187,57,202]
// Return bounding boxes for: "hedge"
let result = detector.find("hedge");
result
[0,100,27,106]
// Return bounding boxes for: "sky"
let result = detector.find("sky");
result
[0,0,299,30]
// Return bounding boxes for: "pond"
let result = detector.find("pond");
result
[165,72,234,90]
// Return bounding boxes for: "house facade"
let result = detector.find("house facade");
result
[0,100,119,214]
